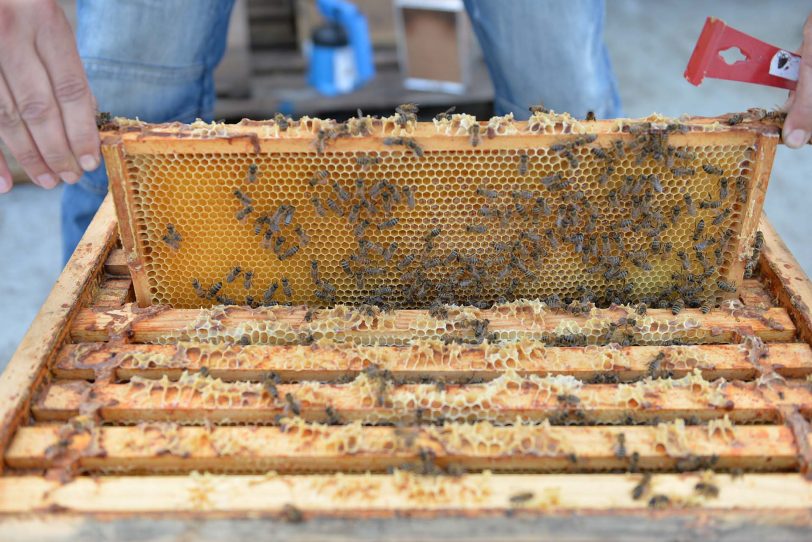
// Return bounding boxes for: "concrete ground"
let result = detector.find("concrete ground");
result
[1,0,810,368]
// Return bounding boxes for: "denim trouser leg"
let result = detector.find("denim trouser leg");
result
[463,0,621,120]
[61,0,235,263]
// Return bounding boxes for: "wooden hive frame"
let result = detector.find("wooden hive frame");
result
[1,193,812,541]
[101,112,778,309]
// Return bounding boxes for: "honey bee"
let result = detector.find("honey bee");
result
[434,106,456,121]
[272,236,286,256]
[243,270,254,290]
[466,223,488,234]
[636,303,647,315]
[273,112,291,131]
[648,495,671,509]
[511,189,534,200]
[426,227,442,239]
[716,279,736,292]
[694,481,720,499]
[262,281,278,305]
[476,186,499,199]
[509,491,534,505]
[280,503,304,524]
[693,219,705,241]
[402,185,416,209]
[161,223,182,251]
[702,164,723,175]
[719,178,729,200]
[235,205,254,221]
[612,139,625,158]
[671,167,695,177]
[283,205,295,226]
[311,196,327,217]
[284,392,301,415]
[397,253,416,270]
[355,154,381,169]
[677,250,691,271]
[383,242,398,261]
[263,373,280,401]
[683,194,697,216]
[736,176,749,203]
[671,298,685,315]
[192,278,206,298]
[215,294,235,305]
[631,473,652,500]
[557,393,581,406]
[325,405,341,424]
[712,207,731,225]
[325,197,344,217]
[226,266,242,283]
[309,260,320,286]
[561,149,579,168]
[247,163,258,183]
[614,433,627,458]
[309,170,329,187]
[518,153,529,175]
[291,225,309,247]
[395,102,419,119]
[700,298,713,314]
[327,181,348,203]
[468,124,481,147]
[282,277,293,298]
[585,110,596,121]
[313,128,334,154]
[529,103,550,114]
[591,147,608,160]
[280,244,300,261]
[339,259,353,276]
[648,174,663,193]
[377,218,399,230]
[700,199,721,209]
[727,113,744,125]
[233,189,252,206]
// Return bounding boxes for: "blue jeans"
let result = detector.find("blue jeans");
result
[61,0,619,261]
[61,0,235,262]
[464,0,621,120]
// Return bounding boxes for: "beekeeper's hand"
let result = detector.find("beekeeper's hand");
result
[784,13,812,148]
[0,0,99,193]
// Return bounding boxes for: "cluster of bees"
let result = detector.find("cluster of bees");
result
[159,104,761,318]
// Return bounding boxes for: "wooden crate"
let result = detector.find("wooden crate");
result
[1,192,812,540]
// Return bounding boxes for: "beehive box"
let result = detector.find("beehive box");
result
[2,111,812,540]
[101,111,775,311]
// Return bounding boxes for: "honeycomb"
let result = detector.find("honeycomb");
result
[101,111,777,309]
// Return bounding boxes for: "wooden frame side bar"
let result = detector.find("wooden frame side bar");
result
[0,196,118,472]
[759,216,812,346]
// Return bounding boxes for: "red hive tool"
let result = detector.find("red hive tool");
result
[685,17,800,90]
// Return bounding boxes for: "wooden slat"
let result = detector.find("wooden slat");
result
[759,216,812,346]
[52,342,812,382]
[1,473,811,515]
[5,423,797,473]
[68,304,796,344]
[104,248,129,276]
[0,196,118,473]
[740,279,774,308]
[91,277,133,308]
[31,379,811,425]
